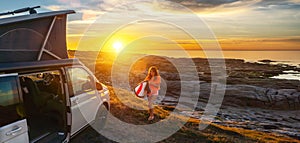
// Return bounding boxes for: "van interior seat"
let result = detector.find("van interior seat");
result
[20,76,65,125]
[20,77,53,113]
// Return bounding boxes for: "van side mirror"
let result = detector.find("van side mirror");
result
[96,82,103,91]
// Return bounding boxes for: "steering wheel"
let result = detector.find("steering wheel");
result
[43,73,55,86]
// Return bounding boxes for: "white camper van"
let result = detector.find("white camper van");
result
[0,8,110,143]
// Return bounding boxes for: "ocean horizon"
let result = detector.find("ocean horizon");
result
[71,50,300,65]
[147,50,300,81]
[146,50,300,66]
[71,50,300,81]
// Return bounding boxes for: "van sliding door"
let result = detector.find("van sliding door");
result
[0,74,29,143]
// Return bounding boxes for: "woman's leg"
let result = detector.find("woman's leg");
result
[148,94,158,120]
[149,108,154,119]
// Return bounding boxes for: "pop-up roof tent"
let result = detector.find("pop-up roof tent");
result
[0,10,75,63]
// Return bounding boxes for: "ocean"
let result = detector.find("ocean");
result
[142,50,300,81]
[146,50,300,66]
[76,50,300,80]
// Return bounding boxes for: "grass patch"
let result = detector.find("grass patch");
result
[108,86,299,143]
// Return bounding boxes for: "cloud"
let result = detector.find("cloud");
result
[53,0,135,11]
[178,0,239,7]
[46,0,263,20]
[56,0,82,7]
[254,0,300,10]
[49,0,254,17]
[49,0,140,22]
[163,0,300,14]
[217,37,300,44]
[261,37,300,43]
[167,0,258,11]
[49,0,300,15]
[51,0,299,51]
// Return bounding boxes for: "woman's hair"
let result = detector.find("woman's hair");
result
[145,66,160,81]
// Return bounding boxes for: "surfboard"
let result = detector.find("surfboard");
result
[134,81,148,98]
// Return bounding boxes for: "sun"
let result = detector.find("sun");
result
[113,41,123,53]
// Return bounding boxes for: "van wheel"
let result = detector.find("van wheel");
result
[92,105,108,131]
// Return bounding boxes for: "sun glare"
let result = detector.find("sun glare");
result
[113,41,123,53]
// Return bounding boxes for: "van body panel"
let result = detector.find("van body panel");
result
[0,119,29,143]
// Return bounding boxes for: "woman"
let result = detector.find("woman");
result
[144,66,161,121]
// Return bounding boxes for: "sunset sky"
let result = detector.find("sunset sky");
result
[1,0,300,52]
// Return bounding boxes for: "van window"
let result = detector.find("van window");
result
[0,75,22,127]
[67,67,95,96]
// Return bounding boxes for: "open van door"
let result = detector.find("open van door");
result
[66,66,102,135]
[0,74,29,143]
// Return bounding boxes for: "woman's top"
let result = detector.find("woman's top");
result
[148,76,161,95]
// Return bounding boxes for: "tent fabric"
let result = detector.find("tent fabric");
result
[0,10,74,63]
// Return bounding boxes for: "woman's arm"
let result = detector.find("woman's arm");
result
[149,76,161,87]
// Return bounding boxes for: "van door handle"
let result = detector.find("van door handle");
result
[6,126,22,136]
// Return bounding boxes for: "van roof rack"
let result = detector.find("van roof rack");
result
[0,6,41,16]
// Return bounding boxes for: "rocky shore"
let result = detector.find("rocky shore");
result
[70,51,300,141]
